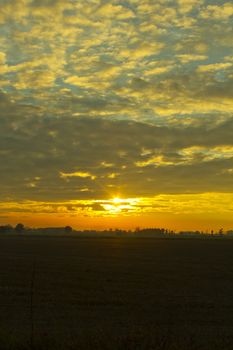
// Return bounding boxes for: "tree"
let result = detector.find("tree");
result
[15,223,24,233]
[65,226,72,233]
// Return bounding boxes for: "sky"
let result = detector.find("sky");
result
[0,0,233,231]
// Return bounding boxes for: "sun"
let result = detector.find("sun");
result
[112,197,123,204]
[100,196,140,216]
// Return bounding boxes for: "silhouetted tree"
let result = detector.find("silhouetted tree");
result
[65,225,72,233]
[15,223,24,233]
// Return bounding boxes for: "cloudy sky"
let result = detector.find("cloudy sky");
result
[0,0,232,230]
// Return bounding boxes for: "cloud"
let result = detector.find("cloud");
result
[60,171,97,180]
[0,92,233,202]
[197,62,232,72]
[119,42,165,60]
[200,3,233,20]
[95,3,135,20]
[0,0,231,123]
[0,0,232,227]
[176,54,208,64]
[0,52,6,64]
[177,0,203,14]
[1,192,233,219]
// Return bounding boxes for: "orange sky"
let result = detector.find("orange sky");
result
[1,194,233,231]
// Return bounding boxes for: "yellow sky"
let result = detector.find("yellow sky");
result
[1,193,233,231]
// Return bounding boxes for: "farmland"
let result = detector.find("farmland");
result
[0,235,233,349]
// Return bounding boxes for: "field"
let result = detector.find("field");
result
[0,235,233,349]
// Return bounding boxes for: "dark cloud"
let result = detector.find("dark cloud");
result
[0,91,232,201]
[30,0,60,7]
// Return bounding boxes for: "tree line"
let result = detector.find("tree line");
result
[0,223,233,237]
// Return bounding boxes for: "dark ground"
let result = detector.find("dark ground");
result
[0,235,233,349]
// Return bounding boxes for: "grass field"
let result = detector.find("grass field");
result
[0,235,233,349]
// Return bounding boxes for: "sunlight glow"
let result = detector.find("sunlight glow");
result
[101,197,140,215]
[113,197,124,204]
